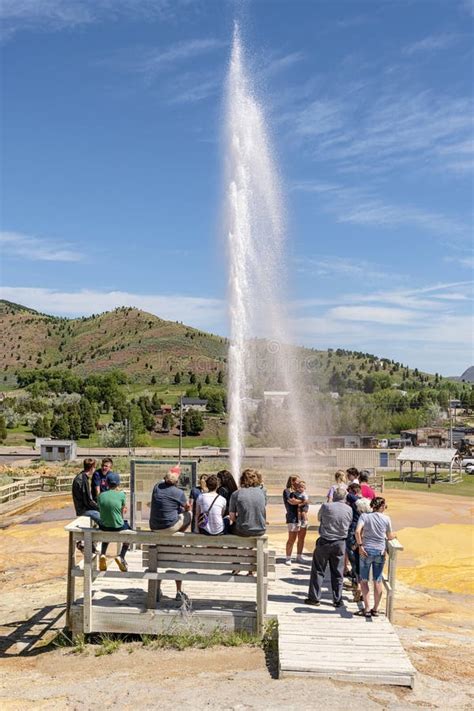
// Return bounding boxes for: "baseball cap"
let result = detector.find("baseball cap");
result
[106,471,120,486]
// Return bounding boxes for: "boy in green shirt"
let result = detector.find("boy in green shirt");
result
[98,472,131,572]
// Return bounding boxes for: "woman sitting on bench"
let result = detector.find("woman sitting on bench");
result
[195,474,227,536]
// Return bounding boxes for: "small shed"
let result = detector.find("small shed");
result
[397,447,461,483]
[40,440,77,462]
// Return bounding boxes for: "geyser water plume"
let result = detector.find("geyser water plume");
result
[225,24,308,478]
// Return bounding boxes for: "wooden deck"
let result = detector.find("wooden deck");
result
[269,558,415,687]
[70,550,415,687]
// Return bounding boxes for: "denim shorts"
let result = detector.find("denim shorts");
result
[359,548,386,582]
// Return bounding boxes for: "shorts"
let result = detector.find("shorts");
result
[158,511,192,534]
[287,522,307,532]
[359,548,386,582]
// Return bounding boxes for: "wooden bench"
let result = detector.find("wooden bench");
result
[65,516,274,636]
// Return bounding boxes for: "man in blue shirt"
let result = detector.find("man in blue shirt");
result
[149,468,191,603]
[92,457,115,501]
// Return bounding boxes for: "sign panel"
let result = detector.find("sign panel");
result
[130,459,197,529]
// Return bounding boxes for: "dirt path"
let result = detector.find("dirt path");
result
[0,491,473,709]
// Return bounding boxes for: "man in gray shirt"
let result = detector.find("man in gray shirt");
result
[305,486,353,607]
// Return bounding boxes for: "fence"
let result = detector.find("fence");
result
[0,473,131,506]
[384,538,404,621]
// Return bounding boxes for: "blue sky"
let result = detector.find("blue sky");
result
[1,0,473,375]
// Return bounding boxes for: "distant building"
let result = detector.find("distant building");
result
[401,428,448,447]
[40,439,77,462]
[263,391,289,407]
[336,448,399,469]
[313,434,378,449]
[181,398,208,412]
[160,404,172,415]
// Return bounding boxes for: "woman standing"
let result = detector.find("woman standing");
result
[355,496,396,618]
[283,475,308,565]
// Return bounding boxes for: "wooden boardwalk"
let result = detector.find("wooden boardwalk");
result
[71,549,415,687]
[268,558,415,687]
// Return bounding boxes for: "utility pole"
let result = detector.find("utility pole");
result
[179,395,183,463]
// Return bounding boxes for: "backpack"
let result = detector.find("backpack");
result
[198,494,219,529]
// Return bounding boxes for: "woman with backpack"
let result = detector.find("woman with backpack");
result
[195,474,227,536]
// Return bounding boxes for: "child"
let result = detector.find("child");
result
[98,472,131,572]
[327,470,347,502]
[294,480,309,527]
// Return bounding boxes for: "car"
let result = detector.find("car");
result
[465,463,474,474]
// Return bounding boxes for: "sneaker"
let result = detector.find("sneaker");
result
[115,556,128,572]
[284,558,292,566]
[303,598,320,606]
[333,600,344,608]
[99,555,107,571]
[296,555,305,564]
[175,591,190,603]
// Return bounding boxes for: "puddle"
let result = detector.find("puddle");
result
[22,505,75,525]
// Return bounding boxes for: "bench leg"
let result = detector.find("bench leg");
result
[256,538,265,636]
[147,545,159,609]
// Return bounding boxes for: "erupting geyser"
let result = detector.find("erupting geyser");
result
[224,24,308,478]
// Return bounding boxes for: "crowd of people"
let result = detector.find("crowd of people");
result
[72,459,393,615]
[303,467,395,618]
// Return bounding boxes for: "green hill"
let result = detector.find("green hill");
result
[0,302,227,385]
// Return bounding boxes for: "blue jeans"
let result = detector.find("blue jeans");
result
[359,548,386,582]
[85,510,100,524]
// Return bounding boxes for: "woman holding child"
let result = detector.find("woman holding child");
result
[283,476,309,565]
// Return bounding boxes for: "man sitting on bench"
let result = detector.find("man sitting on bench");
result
[149,467,192,603]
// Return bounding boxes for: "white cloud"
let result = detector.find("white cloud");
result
[294,254,394,281]
[402,33,459,56]
[0,231,83,262]
[0,0,186,40]
[292,181,468,237]
[131,39,226,80]
[283,87,473,178]
[0,286,225,333]
[329,305,418,325]
[445,255,474,269]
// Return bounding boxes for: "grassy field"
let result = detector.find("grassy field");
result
[383,470,474,497]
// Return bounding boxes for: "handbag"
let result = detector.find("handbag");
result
[198,494,219,528]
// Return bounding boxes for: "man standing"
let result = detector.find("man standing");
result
[149,467,192,602]
[92,457,114,501]
[72,457,100,524]
[305,486,353,608]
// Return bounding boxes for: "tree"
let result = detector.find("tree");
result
[174,372,181,384]
[190,373,196,384]
[182,409,204,436]
[217,370,224,384]
[0,416,6,443]
[162,413,174,432]
[79,398,95,437]
[51,415,70,439]
[150,375,157,385]
[69,412,82,440]
[204,374,210,385]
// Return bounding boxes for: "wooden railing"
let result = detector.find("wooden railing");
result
[383,538,404,621]
[0,473,131,505]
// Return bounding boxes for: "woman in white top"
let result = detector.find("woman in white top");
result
[195,474,226,536]
[355,496,396,618]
